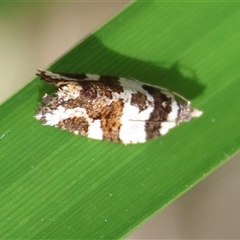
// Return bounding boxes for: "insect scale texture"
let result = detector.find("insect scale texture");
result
[35,70,202,144]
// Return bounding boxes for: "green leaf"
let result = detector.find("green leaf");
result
[1,2,240,239]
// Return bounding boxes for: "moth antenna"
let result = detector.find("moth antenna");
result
[130,78,191,104]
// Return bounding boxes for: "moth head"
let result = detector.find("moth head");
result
[179,102,202,122]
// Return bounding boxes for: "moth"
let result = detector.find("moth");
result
[35,70,202,144]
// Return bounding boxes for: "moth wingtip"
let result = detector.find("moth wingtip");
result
[36,68,44,73]
[36,69,57,84]
[36,69,47,78]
